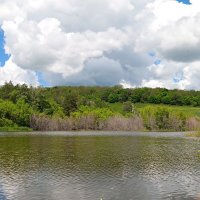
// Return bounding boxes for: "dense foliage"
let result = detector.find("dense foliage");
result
[0,82,199,131]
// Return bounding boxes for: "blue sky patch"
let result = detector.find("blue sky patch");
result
[173,72,184,83]
[148,52,161,65]
[154,59,161,65]
[0,29,10,66]
[176,0,191,5]
[148,51,156,57]
[36,72,49,87]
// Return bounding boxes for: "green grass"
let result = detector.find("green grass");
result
[135,104,200,117]
[0,127,32,132]
[135,103,200,117]
[108,102,200,118]
[108,102,124,114]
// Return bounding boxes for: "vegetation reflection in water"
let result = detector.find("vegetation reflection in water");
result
[1,134,200,200]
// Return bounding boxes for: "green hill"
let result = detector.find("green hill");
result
[0,82,199,131]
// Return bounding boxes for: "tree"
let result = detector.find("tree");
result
[63,92,79,116]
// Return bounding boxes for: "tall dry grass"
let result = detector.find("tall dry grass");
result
[30,115,144,131]
[30,114,200,132]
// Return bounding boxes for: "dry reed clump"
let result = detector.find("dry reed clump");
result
[30,115,73,131]
[186,117,200,131]
[30,114,200,132]
[167,114,186,131]
[141,111,193,131]
[30,114,144,131]
[72,115,97,130]
[104,116,144,131]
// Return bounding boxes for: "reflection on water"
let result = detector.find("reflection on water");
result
[0,133,200,200]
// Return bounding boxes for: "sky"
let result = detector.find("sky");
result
[176,0,191,4]
[0,29,10,66]
[0,0,200,89]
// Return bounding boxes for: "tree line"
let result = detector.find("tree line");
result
[0,81,199,131]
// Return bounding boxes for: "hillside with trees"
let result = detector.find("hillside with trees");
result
[0,82,200,132]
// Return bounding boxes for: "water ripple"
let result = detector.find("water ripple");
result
[0,133,200,200]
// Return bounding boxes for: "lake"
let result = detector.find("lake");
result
[0,132,200,200]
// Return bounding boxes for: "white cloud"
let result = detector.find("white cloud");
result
[141,79,165,88]
[120,80,136,88]
[109,0,134,12]
[3,18,129,78]
[0,0,200,89]
[136,0,200,63]
[44,56,125,86]
[0,58,39,86]
[137,60,200,90]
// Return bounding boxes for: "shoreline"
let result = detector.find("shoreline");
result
[0,130,195,138]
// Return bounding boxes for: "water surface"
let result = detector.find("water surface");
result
[0,132,200,200]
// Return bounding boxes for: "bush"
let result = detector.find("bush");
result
[140,106,187,131]
[0,118,16,127]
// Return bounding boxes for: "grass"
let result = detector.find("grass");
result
[136,103,200,117]
[108,102,200,118]
[0,127,32,132]
[108,102,124,114]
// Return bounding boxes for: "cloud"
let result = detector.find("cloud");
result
[43,56,124,86]
[0,57,39,86]
[0,0,200,89]
[41,49,155,86]
[2,18,129,78]
[0,0,135,32]
[136,0,200,63]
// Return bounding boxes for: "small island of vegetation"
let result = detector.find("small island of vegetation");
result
[0,81,199,132]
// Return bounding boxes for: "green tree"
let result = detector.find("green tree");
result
[63,92,79,116]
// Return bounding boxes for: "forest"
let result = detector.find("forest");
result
[0,81,199,132]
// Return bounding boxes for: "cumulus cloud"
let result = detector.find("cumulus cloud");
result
[0,58,39,86]
[3,18,129,77]
[136,0,200,63]
[0,0,200,89]
[43,56,124,86]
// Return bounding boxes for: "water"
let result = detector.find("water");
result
[0,132,200,200]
